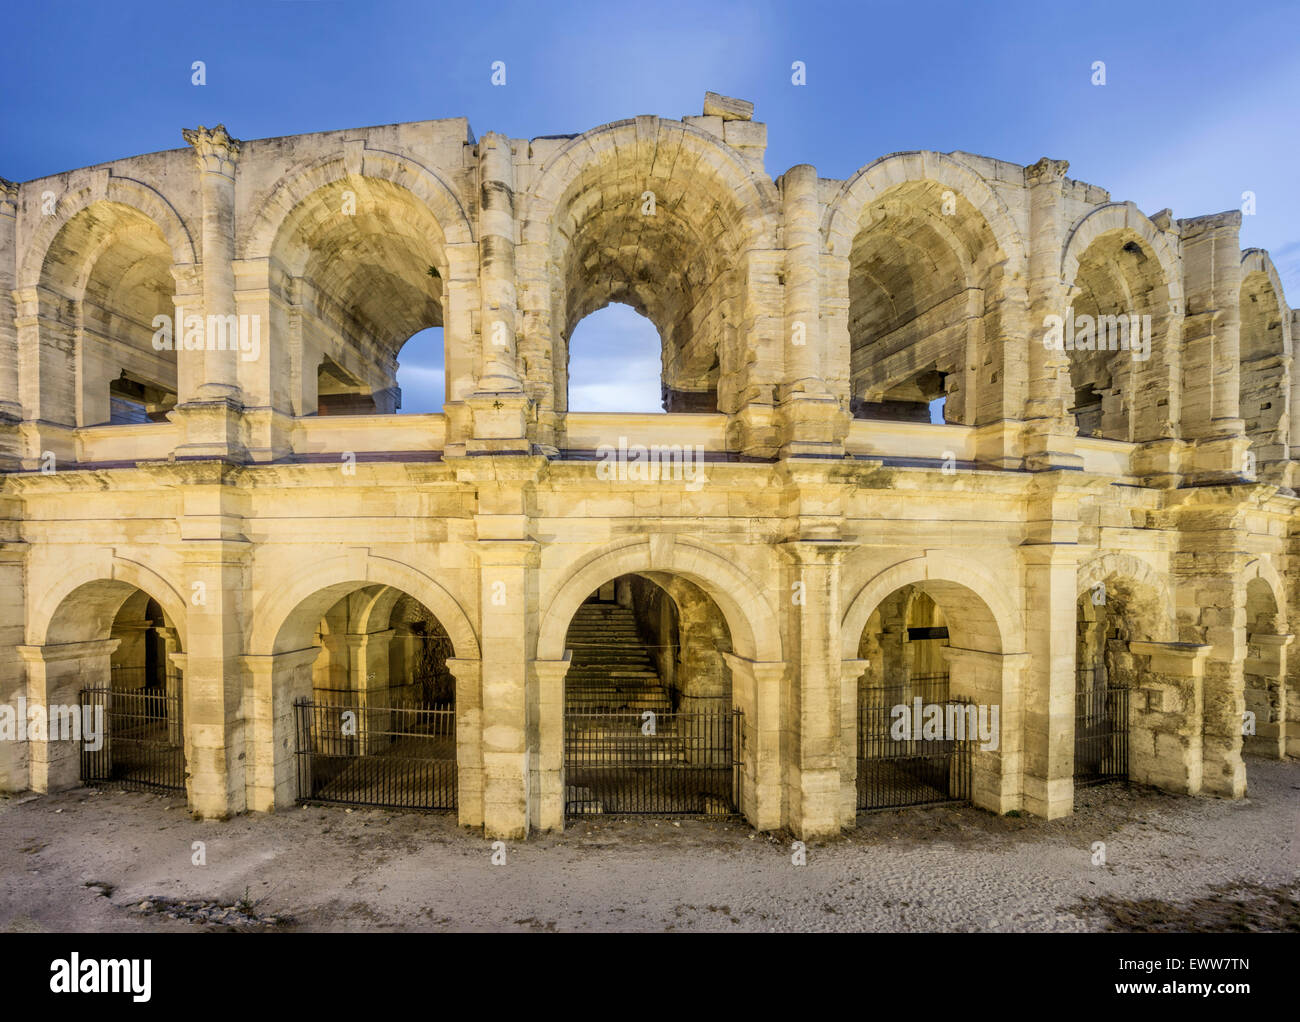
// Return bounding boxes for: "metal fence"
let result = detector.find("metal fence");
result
[1074,667,1129,786]
[294,700,457,810]
[79,682,186,792]
[857,673,973,811]
[564,709,742,816]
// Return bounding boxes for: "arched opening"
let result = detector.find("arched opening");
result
[535,129,764,440]
[562,572,738,816]
[1075,570,1167,794]
[265,178,447,417]
[846,181,1004,425]
[395,326,445,414]
[1243,576,1286,758]
[1239,269,1288,475]
[273,582,458,811]
[37,202,178,427]
[566,304,665,413]
[853,581,986,810]
[35,578,185,793]
[1066,232,1170,442]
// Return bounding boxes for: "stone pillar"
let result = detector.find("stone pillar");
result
[444,657,485,828]
[182,526,250,817]
[778,165,844,458]
[16,639,118,792]
[13,287,78,467]
[1020,484,1081,819]
[1243,632,1291,759]
[839,657,868,822]
[723,653,785,831]
[943,647,1029,814]
[1175,527,1248,797]
[781,540,852,837]
[158,626,183,745]
[242,646,319,812]
[1178,212,1249,483]
[0,178,22,469]
[477,537,536,838]
[529,656,570,833]
[182,124,242,402]
[1128,641,1209,794]
[467,133,528,453]
[1022,158,1081,471]
[176,125,245,460]
[349,629,393,753]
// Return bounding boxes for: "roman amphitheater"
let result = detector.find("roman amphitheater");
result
[0,93,1294,841]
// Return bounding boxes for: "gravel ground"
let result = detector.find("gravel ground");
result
[1,757,1296,932]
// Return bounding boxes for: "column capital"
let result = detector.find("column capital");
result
[1025,157,1069,186]
[183,124,242,177]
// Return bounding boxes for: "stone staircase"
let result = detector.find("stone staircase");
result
[564,601,688,813]
[563,602,673,715]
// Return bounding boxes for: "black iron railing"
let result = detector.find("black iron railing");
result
[564,709,741,816]
[1074,667,1129,786]
[294,700,457,810]
[80,684,186,792]
[857,673,973,811]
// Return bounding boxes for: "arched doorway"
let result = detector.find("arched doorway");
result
[1074,567,1169,793]
[561,573,740,817]
[285,584,459,811]
[31,578,186,793]
[852,583,973,810]
[1244,575,1287,759]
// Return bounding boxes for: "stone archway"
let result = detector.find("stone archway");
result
[534,537,783,831]
[20,574,187,795]
[842,556,1018,816]
[247,553,479,816]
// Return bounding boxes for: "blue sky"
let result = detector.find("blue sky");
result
[3,0,1297,414]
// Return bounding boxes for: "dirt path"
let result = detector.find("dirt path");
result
[1,758,1296,932]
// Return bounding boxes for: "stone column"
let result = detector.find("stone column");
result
[467,133,528,453]
[529,656,570,832]
[1020,481,1081,819]
[445,656,485,829]
[839,657,868,822]
[1022,158,1081,472]
[476,537,536,838]
[781,539,852,837]
[181,506,251,817]
[182,124,242,401]
[176,125,245,460]
[1243,632,1291,759]
[13,287,78,467]
[0,178,22,467]
[349,628,393,753]
[16,639,118,791]
[242,646,320,811]
[158,626,184,745]
[1178,212,1249,483]
[778,165,844,458]
[1174,524,1248,797]
[723,653,785,831]
[1128,641,1209,794]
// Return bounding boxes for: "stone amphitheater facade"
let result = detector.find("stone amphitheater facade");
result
[0,93,1295,839]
